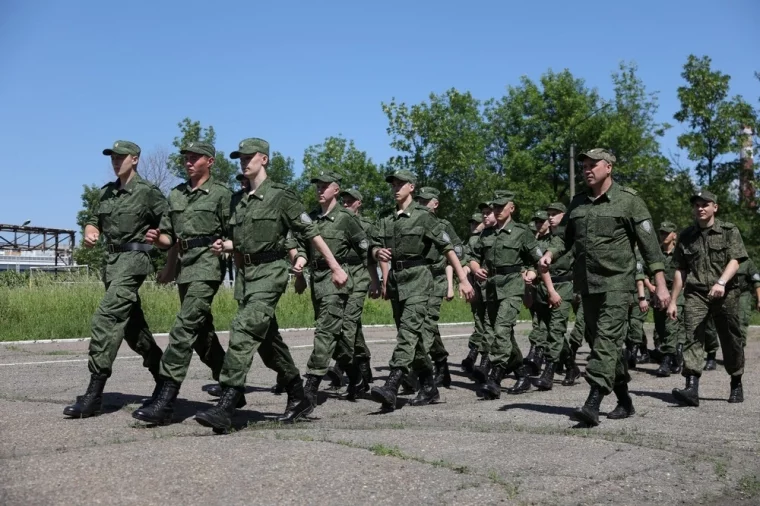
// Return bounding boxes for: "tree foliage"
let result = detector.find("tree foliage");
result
[72,184,106,272]
[168,118,238,187]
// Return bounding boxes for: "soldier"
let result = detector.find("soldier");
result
[194,138,348,433]
[539,148,669,426]
[469,190,544,399]
[368,170,474,411]
[64,140,166,419]
[296,170,372,409]
[415,186,466,388]
[625,248,650,369]
[651,221,685,377]
[461,211,487,373]
[523,210,552,377]
[669,190,748,406]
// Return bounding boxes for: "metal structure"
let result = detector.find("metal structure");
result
[0,224,76,269]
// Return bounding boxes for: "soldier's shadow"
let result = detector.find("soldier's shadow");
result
[201,384,263,394]
[100,392,151,414]
[498,402,575,417]
[629,389,677,404]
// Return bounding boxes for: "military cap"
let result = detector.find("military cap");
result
[102,140,140,156]
[235,173,245,181]
[416,186,440,200]
[491,190,516,206]
[546,202,567,213]
[528,221,537,232]
[690,189,717,204]
[477,200,493,211]
[230,138,270,159]
[658,221,677,233]
[532,210,548,221]
[180,141,215,158]
[469,213,483,224]
[310,170,342,184]
[385,169,417,184]
[340,188,363,201]
[578,148,616,164]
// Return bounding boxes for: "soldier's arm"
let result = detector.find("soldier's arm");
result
[347,215,370,267]
[667,270,685,319]
[714,226,748,287]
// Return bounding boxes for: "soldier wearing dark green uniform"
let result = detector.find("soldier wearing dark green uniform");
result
[524,210,552,377]
[368,170,474,410]
[416,186,465,388]
[461,211,488,373]
[652,221,685,377]
[298,170,371,408]
[64,140,166,419]
[469,190,544,400]
[540,148,668,426]
[194,138,348,433]
[130,141,231,424]
[625,249,650,369]
[669,190,748,406]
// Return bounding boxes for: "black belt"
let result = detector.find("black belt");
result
[489,265,522,276]
[241,250,286,266]
[179,236,218,252]
[311,257,363,271]
[551,275,573,283]
[392,258,427,271]
[107,242,152,253]
[430,267,446,277]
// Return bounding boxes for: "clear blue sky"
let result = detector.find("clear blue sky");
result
[1,0,757,234]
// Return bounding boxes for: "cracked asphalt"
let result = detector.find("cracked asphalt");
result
[1,323,759,505]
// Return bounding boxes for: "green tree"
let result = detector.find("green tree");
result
[72,184,106,273]
[268,151,296,187]
[168,118,238,187]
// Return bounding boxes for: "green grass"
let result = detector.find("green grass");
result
[739,474,760,498]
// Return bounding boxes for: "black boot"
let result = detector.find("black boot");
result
[625,343,638,369]
[561,345,581,386]
[506,366,532,394]
[672,375,700,406]
[205,383,247,407]
[370,369,403,410]
[638,347,650,364]
[409,370,440,406]
[434,360,451,388]
[472,354,491,384]
[303,374,322,409]
[607,383,635,419]
[194,386,243,433]
[400,371,419,395]
[277,376,313,423]
[654,355,673,377]
[140,377,163,408]
[343,364,366,401]
[325,363,345,389]
[480,365,506,400]
[728,375,744,403]
[63,374,107,418]
[356,357,374,384]
[571,386,604,426]
[132,379,179,425]
[524,345,541,376]
[671,344,684,374]
[271,383,285,395]
[535,362,557,391]
[703,352,717,371]
[461,347,479,374]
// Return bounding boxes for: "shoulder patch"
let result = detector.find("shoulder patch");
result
[640,220,652,234]
[300,212,313,224]
[752,273,760,281]
[621,186,638,195]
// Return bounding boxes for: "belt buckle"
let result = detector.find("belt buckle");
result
[395,261,404,271]
[244,254,252,265]
[180,239,189,251]
[107,244,116,254]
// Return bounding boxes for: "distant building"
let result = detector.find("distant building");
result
[0,249,75,272]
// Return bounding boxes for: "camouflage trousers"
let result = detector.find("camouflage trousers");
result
[682,290,744,377]
[567,296,590,349]
[158,281,226,383]
[652,302,684,355]
[626,302,648,349]
[467,283,489,352]
[88,275,162,378]
[582,291,633,395]
[388,295,435,375]
[344,288,371,360]
[428,275,449,363]
[529,282,573,363]
[704,292,754,350]
[307,293,349,376]
[486,296,524,370]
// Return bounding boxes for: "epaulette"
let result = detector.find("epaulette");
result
[212,181,232,193]
[720,220,737,229]
[171,182,187,192]
[620,186,638,196]
[512,221,530,231]
[439,217,453,227]
[269,182,289,191]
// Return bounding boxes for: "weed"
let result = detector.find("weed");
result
[739,474,760,498]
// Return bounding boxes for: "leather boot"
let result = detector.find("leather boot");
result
[571,386,604,426]
[325,363,345,389]
[277,376,313,423]
[638,347,650,364]
[649,346,663,363]
[535,362,557,391]
[506,366,532,394]
[409,370,440,406]
[303,374,322,409]
[343,364,366,401]
[140,377,163,408]
[132,379,179,425]
[271,383,285,395]
[703,352,717,371]
[63,374,107,418]
[625,343,638,369]
[461,347,479,374]
[654,355,673,377]
[400,371,419,395]
[205,383,247,407]
[671,344,684,374]
[472,354,491,384]
[194,386,243,433]
[607,383,635,419]
[728,375,744,403]
[672,375,700,406]
[480,365,506,400]
[561,345,581,386]
[370,369,403,410]
[356,357,374,384]
[434,360,451,388]
[524,345,541,376]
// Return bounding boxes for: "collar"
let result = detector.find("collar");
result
[115,172,142,194]
[186,177,213,194]
[586,181,620,203]
[246,177,272,201]
[317,204,339,221]
[495,219,513,234]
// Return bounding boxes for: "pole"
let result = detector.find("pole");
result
[569,143,575,199]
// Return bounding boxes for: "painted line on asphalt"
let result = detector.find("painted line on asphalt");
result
[0,333,472,367]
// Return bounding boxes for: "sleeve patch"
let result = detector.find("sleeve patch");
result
[454,245,463,257]
[442,232,451,243]
[640,220,652,233]
[359,239,369,250]
[300,212,312,224]
[753,273,760,281]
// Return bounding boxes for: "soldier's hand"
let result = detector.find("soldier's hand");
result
[538,252,553,272]
[84,230,100,248]
[522,270,537,284]
[375,248,393,262]
[445,285,455,301]
[369,280,381,299]
[331,266,348,288]
[474,268,488,282]
[145,228,160,244]
[294,274,307,294]
[666,302,678,320]
[523,291,533,308]
[548,290,562,308]
[708,283,725,299]
[459,279,475,302]
[156,268,174,285]
[654,284,671,310]
[291,256,307,275]
[211,239,224,256]
[638,299,649,313]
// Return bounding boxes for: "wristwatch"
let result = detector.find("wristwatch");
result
[717,279,727,286]
[638,296,646,301]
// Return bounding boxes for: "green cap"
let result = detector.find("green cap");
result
[340,188,363,201]
[180,141,215,158]
[578,148,616,164]
[491,190,516,206]
[230,138,270,159]
[528,221,537,232]
[546,202,566,213]
[416,186,440,200]
[102,140,141,156]
[690,190,717,204]
[469,213,483,224]
[659,221,677,233]
[385,169,417,184]
[532,210,548,221]
[310,170,342,184]
[477,200,492,211]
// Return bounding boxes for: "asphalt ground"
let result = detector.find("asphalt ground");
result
[1,323,759,505]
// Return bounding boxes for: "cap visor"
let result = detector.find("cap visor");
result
[229,151,242,159]
[102,149,114,156]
